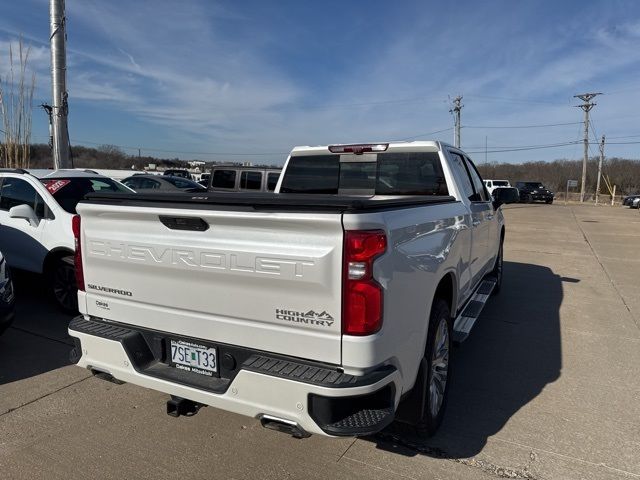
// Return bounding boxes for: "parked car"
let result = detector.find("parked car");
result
[121,174,207,193]
[0,168,132,311]
[633,197,640,209]
[163,169,193,180]
[209,166,282,192]
[0,251,15,337]
[483,179,511,195]
[491,187,520,205]
[69,141,518,438]
[515,181,554,204]
[198,173,210,187]
[623,194,640,208]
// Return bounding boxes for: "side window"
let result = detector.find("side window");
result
[448,152,475,201]
[464,156,489,202]
[212,169,237,189]
[266,172,279,192]
[123,178,139,189]
[0,177,46,216]
[140,178,160,189]
[239,171,263,190]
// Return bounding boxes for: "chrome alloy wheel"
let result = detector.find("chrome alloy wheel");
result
[429,317,450,418]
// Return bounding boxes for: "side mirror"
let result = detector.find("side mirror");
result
[492,187,520,209]
[9,204,39,227]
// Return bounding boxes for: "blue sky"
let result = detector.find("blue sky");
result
[1,0,640,165]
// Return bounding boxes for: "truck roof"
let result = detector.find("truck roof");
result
[290,141,446,155]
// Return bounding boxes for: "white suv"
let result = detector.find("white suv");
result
[0,169,131,311]
[483,179,511,195]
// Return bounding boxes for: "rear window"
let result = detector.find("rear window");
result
[44,177,130,214]
[266,172,280,192]
[212,169,237,189]
[493,181,509,187]
[280,152,448,195]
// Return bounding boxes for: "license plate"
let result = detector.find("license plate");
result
[170,339,218,376]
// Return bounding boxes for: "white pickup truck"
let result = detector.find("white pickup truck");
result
[68,141,517,438]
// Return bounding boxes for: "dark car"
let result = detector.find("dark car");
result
[198,173,210,187]
[163,169,193,180]
[515,181,554,204]
[0,252,15,336]
[623,194,640,208]
[122,174,207,193]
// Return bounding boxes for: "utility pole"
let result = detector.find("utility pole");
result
[50,0,71,169]
[573,92,601,202]
[595,135,605,205]
[449,95,463,148]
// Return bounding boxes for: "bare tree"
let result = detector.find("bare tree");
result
[0,38,36,169]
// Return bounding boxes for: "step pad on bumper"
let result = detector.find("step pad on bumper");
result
[243,355,360,387]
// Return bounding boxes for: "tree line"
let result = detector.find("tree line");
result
[477,157,640,195]
[17,143,640,196]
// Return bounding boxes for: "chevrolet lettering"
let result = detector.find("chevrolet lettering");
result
[87,241,314,279]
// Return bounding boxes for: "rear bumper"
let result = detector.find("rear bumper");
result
[69,316,400,437]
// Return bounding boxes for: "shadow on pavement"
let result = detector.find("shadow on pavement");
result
[0,269,75,385]
[373,261,566,459]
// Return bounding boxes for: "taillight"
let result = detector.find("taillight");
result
[328,144,388,155]
[72,215,85,291]
[342,230,386,335]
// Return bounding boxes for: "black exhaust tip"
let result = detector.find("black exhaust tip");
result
[90,369,125,385]
[166,396,203,417]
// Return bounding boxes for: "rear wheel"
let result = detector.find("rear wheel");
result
[545,199,553,204]
[492,239,504,295]
[51,257,78,313]
[394,299,452,437]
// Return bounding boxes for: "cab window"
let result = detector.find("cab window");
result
[239,171,262,190]
[464,156,489,202]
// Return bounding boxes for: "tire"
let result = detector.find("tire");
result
[492,239,503,295]
[526,194,533,203]
[50,256,78,313]
[545,199,553,204]
[395,299,453,437]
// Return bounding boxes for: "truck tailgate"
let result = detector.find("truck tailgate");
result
[76,202,344,364]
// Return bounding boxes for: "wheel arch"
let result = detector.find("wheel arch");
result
[433,271,457,319]
[43,247,75,276]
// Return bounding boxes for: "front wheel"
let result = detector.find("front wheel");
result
[51,257,78,313]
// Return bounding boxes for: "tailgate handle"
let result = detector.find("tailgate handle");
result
[159,216,209,232]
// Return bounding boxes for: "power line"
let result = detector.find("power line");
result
[394,127,453,141]
[464,94,567,106]
[465,140,581,154]
[463,121,582,129]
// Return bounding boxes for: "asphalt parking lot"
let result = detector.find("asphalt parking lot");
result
[1,204,639,480]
